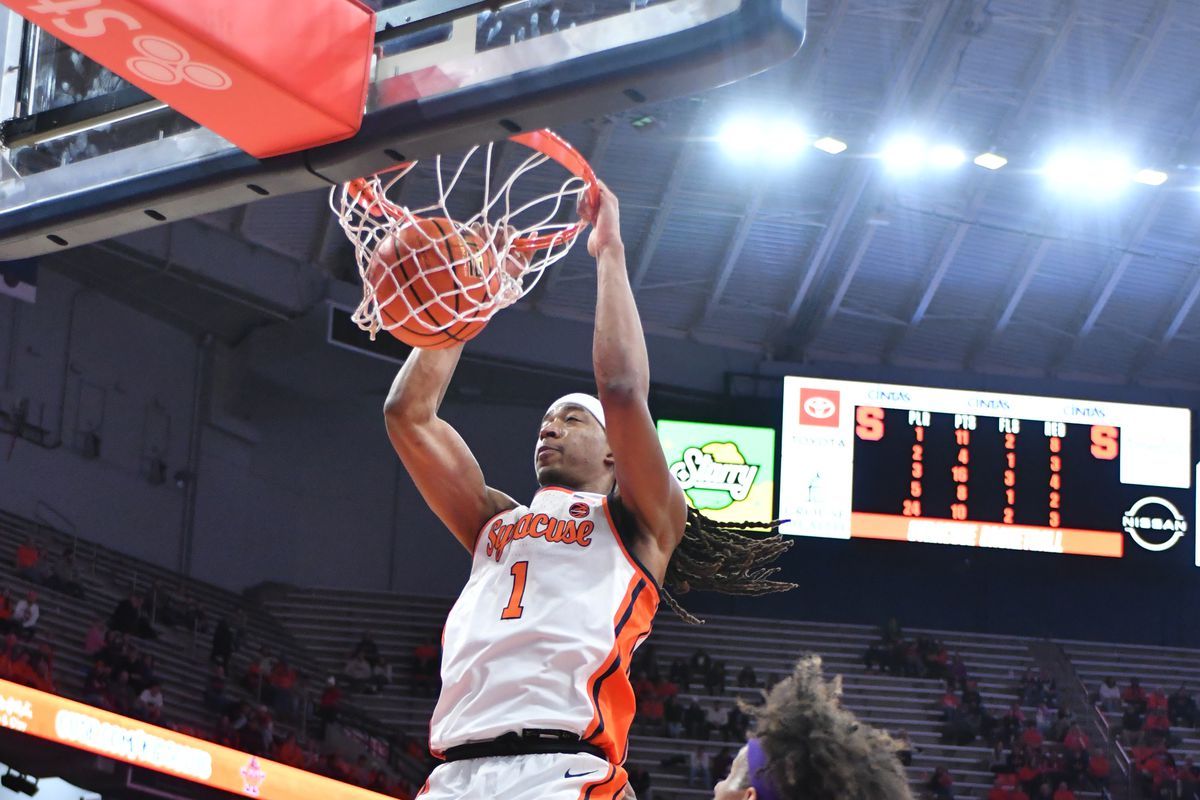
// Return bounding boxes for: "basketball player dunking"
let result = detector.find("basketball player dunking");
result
[383,182,686,799]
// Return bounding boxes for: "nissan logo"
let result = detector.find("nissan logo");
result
[803,397,837,419]
[1122,496,1187,552]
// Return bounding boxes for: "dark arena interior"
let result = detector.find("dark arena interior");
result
[1,0,1199,799]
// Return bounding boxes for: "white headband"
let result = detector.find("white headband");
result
[547,393,606,428]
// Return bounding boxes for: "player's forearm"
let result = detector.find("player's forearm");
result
[383,345,463,424]
[593,243,650,400]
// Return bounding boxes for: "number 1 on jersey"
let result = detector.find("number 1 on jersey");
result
[501,561,528,620]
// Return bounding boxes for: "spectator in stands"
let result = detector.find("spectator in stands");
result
[1086,747,1110,788]
[1051,781,1075,800]
[268,657,299,718]
[83,619,105,656]
[1020,720,1044,753]
[136,682,164,723]
[131,652,159,693]
[204,663,228,711]
[1170,684,1197,730]
[1179,756,1199,798]
[1148,685,1169,714]
[1063,724,1089,754]
[1123,677,1148,713]
[12,591,39,640]
[736,664,756,688]
[274,732,305,767]
[411,634,440,697]
[110,593,157,640]
[1144,707,1170,745]
[82,659,113,709]
[211,615,237,668]
[669,658,691,689]
[1047,709,1072,742]
[705,660,726,696]
[684,699,709,739]
[1097,676,1121,712]
[244,647,274,696]
[653,672,678,703]
[14,537,46,583]
[44,547,85,598]
[663,695,683,738]
[927,766,956,800]
[110,669,136,715]
[343,652,374,693]
[0,589,13,634]
[688,746,711,788]
[627,763,652,800]
[354,632,381,664]
[318,676,343,727]
[724,704,750,742]
[988,741,1010,773]
[1122,702,1145,745]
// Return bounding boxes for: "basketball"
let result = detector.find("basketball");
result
[365,217,499,349]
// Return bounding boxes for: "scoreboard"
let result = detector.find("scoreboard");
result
[780,377,1193,560]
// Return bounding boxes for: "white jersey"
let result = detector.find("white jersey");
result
[429,486,660,764]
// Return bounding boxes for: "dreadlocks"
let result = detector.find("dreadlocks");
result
[739,654,914,800]
[660,506,796,624]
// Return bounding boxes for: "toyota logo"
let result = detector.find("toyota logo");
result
[803,397,837,419]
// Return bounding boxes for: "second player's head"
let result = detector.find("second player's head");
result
[712,655,914,800]
[535,393,614,491]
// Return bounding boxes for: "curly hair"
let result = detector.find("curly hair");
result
[659,507,795,624]
[739,654,914,800]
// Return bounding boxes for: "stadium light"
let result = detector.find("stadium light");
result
[881,134,926,174]
[813,136,847,155]
[973,152,1008,170]
[1133,168,1168,186]
[717,117,807,160]
[1044,149,1133,195]
[927,144,966,169]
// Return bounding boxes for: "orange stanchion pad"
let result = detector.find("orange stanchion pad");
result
[3,0,375,158]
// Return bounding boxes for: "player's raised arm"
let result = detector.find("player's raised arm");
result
[383,345,516,551]
[583,182,687,581]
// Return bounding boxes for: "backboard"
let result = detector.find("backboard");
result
[0,0,805,259]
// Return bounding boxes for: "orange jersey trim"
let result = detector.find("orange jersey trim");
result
[581,573,657,763]
[576,763,629,800]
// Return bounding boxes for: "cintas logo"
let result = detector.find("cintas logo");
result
[798,388,840,428]
[670,443,759,504]
[1122,496,1187,552]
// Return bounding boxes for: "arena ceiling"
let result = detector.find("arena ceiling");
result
[52,0,1200,392]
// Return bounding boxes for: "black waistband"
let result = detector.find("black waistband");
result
[441,730,606,763]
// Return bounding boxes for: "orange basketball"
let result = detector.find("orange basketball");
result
[365,217,499,349]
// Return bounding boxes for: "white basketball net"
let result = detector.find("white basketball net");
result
[330,140,592,341]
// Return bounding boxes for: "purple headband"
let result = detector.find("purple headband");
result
[746,739,784,800]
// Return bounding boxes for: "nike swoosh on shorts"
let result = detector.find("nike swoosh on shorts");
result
[564,769,599,779]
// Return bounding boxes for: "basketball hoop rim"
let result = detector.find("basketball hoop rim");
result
[341,128,599,253]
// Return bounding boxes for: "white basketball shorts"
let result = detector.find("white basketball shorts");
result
[417,752,628,800]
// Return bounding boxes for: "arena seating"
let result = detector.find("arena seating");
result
[0,508,321,748]
[262,586,1112,799]
[1063,635,1200,770]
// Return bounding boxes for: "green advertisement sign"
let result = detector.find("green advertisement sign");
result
[656,419,776,524]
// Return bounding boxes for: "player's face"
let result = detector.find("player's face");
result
[712,745,756,800]
[535,404,613,488]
